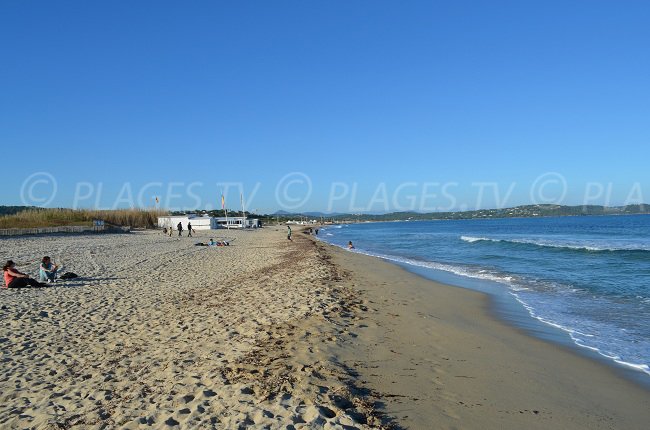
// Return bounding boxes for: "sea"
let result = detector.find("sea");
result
[318,215,650,379]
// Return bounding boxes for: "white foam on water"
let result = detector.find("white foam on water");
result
[460,235,490,243]
[509,292,650,376]
[328,239,650,378]
[460,235,650,252]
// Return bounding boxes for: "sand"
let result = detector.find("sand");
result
[1,227,648,429]
[319,239,650,430]
[0,228,382,429]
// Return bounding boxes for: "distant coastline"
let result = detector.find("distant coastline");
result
[3,203,649,226]
[273,203,650,223]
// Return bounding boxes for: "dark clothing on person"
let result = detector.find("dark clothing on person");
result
[177,222,183,237]
[187,223,192,237]
[8,278,48,288]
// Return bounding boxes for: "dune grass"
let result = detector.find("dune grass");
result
[0,208,168,229]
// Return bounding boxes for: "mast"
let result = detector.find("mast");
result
[241,193,246,228]
[221,190,229,229]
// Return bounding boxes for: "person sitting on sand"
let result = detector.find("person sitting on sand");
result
[39,256,58,283]
[3,260,48,288]
[348,241,355,249]
[210,238,229,246]
[195,239,229,247]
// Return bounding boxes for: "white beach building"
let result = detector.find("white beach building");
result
[158,214,259,230]
[213,217,259,229]
[157,214,218,230]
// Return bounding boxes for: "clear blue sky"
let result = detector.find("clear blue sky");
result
[2,1,649,213]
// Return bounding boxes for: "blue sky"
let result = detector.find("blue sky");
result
[1,1,649,213]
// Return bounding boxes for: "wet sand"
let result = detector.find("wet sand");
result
[318,238,650,429]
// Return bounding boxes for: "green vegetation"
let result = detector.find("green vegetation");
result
[0,206,38,216]
[0,208,168,229]
[328,204,650,222]
[1,203,648,229]
[267,204,650,223]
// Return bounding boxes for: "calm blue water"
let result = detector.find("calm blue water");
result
[319,215,650,377]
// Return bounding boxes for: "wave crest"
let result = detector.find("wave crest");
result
[460,236,650,252]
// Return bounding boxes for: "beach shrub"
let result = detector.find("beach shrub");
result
[0,208,168,229]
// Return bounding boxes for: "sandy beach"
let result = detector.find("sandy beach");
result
[1,227,648,429]
[0,228,382,429]
[321,240,650,430]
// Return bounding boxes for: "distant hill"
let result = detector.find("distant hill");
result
[302,211,345,218]
[5,204,649,223]
[271,211,343,217]
[0,205,38,216]
[335,204,650,221]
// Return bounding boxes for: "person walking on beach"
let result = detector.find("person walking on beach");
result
[287,225,292,241]
[177,222,183,237]
[169,226,173,237]
[187,222,192,237]
[3,260,48,288]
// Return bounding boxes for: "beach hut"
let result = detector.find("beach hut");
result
[213,217,259,229]
[187,216,218,230]
[157,214,219,230]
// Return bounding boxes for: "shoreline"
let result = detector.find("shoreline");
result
[315,235,650,429]
[315,218,650,386]
[338,241,650,388]
[1,226,647,428]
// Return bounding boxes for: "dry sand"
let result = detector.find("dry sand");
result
[1,227,648,429]
[0,228,384,429]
